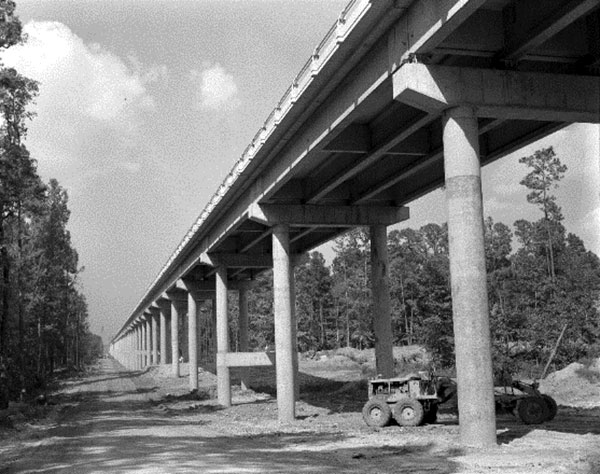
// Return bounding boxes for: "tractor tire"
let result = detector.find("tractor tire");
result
[517,396,550,425]
[393,397,425,427]
[362,398,392,427]
[542,394,558,421]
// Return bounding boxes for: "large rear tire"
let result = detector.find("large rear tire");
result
[362,398,392,427]
[517,396,549,424]
[393,397,425,427]
[542,394,558,421]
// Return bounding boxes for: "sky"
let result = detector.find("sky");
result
[1,0,598,343]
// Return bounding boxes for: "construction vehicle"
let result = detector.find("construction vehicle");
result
[361,372,455,427]
[362,373,557,427]
[495,379,557,424]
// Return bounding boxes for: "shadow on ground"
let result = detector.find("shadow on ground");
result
[6,379,463,474]
[5,401,457,474]
[227,365,367,414]
[496,406,600,443]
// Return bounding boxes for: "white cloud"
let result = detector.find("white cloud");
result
[2,21,156,123]
[0,21,163,175]
[190,63,240,111]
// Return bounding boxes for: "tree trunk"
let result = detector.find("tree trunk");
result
[0,221,9,357]
[319,301,325,349]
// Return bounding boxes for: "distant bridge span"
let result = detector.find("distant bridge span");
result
[110,0,600,447]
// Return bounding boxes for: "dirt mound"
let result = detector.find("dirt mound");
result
[300,345,429,375]
[539,360,600,408]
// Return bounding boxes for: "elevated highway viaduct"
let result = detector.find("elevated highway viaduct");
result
[110,0,600,447]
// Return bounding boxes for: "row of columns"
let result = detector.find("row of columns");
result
[111,222,396,425]
[111,105,495,445]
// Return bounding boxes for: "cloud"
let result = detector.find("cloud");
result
[190,63,240,111]
[0,21,163,174]
[2,21,156,123]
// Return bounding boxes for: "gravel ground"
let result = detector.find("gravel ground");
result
[0,355,599,473]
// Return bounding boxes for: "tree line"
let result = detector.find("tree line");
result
[0,1,99,408]
[235,146,600,378]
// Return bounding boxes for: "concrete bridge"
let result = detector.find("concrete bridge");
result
[109,0,600,447]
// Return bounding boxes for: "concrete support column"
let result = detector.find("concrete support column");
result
[187,290,199,390]
[125,333,129,369]
[145,316,151,368]
[137,324,143,369]
[121,335,126,368]
[141,320,147,367]
[371,224,394,378]
[443,106,496,447]
[196,302,206,367]
[290,266,299,402]
[211,298,217,363]
[159,303,168,365]
[151,309,159,366]
[128,332,133,369]
[272,224,296,422]
[134,326,139,369]
[170,298,181,377]
[239,284,249,391]
[216,266,231,406]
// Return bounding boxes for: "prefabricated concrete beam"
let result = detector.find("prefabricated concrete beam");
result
[500,0,600,62]
[175,278,259,292]
[201,253,272,268]
[224,351,275,367]
[388,0,487,70]
[394,64,600,123]
[249,204,410,227]
[322,123,371,153]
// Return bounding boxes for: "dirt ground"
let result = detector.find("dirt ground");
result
[1,349,600,473]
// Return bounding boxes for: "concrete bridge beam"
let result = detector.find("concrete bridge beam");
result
[249,204,409,227]
[443,105,496,447]
[394,64,600,123]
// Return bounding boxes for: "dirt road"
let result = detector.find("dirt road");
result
[4,358,362,473]
[2,357,600,473]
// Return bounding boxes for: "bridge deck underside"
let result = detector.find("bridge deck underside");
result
[119,0,600,330]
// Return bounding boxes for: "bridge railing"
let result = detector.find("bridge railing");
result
[123,0,372,339]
